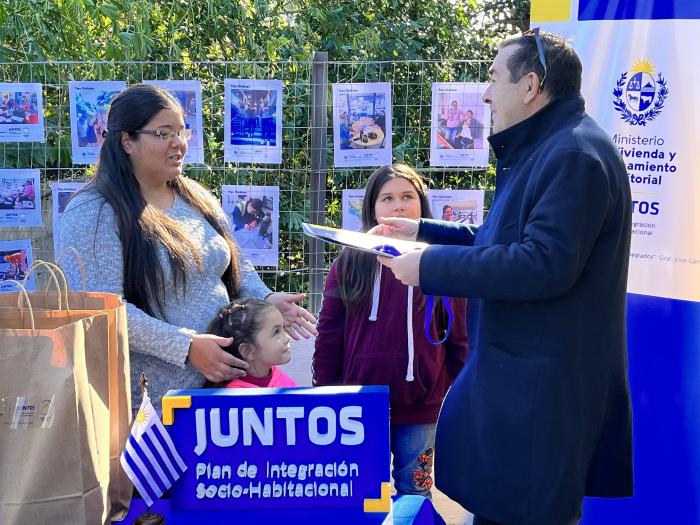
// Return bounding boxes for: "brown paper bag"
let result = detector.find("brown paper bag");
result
[0,300,111,525]
[54,248,133,521]
[0,268,132,522]
[0,259,133,521]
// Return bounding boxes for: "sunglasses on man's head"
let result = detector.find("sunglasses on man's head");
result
[523,27,547,93]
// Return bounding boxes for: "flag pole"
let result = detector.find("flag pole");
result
[134,372,165,525]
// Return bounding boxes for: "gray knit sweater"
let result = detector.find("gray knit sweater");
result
[57,185,272,412]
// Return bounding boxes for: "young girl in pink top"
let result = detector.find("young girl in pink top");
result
[207,298,297,388]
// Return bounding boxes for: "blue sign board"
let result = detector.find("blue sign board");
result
[162,386,391,524]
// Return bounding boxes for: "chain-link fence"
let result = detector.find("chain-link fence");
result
[0,55,494,312]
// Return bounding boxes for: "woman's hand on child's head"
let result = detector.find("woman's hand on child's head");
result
[369,217,419,241]
[188,333,248,383]
[265,292,318,340]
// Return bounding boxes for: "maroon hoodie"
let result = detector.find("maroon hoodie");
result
[313,260,468,425]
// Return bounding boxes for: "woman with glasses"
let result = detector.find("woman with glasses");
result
[58,84,316,414]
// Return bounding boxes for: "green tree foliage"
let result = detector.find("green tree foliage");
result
[0,0,529,63]
[0,0,529,295]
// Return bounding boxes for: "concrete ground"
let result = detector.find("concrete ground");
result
[280,336,474,525]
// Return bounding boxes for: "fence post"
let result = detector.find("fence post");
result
[308,51,329,316]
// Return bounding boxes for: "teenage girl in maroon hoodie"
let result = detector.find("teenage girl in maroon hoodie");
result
[313,164,468,497]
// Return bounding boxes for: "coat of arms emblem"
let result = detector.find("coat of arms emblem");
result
[612,59,669,126]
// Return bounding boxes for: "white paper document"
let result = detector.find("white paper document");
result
[221,185,280,266]
[430,82,490,168]
[332,82,392,168]
[68,80,126,164]
[0,83,45,142]
[341,189,365,231]
[0,239,35,291]
[0,169,42,227]
[302,223,428,257]
[224,79,283,164]
[144,80,205,164]
[51,181,87,257]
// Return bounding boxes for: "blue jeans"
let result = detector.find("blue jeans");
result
[445,127,460,144]
[391,423,436,498]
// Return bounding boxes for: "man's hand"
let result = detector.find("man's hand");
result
[378,249,423,286]
[265,292,318,340]
[368,217,419,241]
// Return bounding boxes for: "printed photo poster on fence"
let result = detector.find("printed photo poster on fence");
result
[428,189,485,225]
[0,239,34,291]
[144,80,205,164]
[221,185,280,266]
[224,79,283,164]
[342,189,366,231]
[332,83,392,168]
[68,80,125,165]
[0,83,45,142]
[0,169,42,227]
[51,181,87,256]
[430,83,490,168]
[538,5,700,302]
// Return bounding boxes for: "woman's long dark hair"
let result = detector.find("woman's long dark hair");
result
[90,83,241,318]
[336,164,432,308]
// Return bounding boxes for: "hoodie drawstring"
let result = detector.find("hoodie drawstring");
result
[369,265,415,382]
[369,266,382,321]
[406,285,415,382]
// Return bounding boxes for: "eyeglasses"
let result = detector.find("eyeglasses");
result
[133,128,193,142]
[523,27,547,93]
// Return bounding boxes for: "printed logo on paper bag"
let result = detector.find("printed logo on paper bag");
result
[613,59,669,126]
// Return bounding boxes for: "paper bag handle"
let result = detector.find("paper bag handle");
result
[55,246,87,292]
[41,261,72,311]
[22,260,63,310]
[22,260,70,311]
[2,279,36,330]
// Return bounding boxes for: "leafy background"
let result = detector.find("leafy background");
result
[0,0,529,309]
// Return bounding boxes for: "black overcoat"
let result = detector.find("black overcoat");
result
[419,93,634,525]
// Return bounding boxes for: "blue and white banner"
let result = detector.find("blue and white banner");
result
[534,0,700,302]
[532,1,700,523]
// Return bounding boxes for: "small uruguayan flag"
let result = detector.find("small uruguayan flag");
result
[119,391,187,506]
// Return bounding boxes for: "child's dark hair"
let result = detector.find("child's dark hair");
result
[206,298,276,361]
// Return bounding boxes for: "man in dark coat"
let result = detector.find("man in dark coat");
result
[378,30,633,525]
